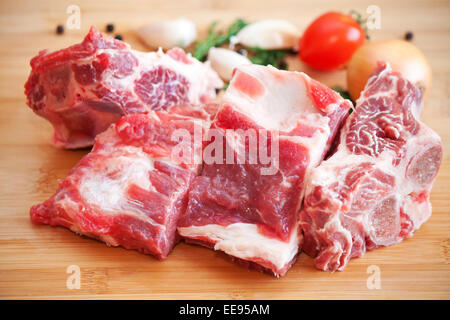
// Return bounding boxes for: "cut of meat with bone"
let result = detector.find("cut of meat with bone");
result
[300,62,442,271]
[178,65,352,276]
[30,104,213,259]
[25,26,223,149]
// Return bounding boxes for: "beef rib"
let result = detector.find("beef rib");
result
[300,62,442,271]
[178,64,352,276]
[25,26,223,149]
[30,104,214,259]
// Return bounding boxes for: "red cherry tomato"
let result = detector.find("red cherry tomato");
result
[299,12,366,70]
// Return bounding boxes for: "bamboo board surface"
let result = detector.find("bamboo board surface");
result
[0,0,449,299]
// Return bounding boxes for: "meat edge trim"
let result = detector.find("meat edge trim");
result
[178,221,301,277]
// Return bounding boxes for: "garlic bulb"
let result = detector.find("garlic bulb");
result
[235,19,301,50]
[207,47,252,81]
[137,18,197,49]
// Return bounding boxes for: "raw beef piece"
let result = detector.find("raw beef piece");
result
[178,65,352,276]
[25,26,223,149]
[30,104,214,259]
[300,62,442,271]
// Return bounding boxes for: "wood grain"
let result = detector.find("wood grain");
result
[0,0,449,299]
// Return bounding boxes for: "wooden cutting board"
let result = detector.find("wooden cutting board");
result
[0,0,449,299]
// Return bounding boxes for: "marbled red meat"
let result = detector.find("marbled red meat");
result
[300,62,442,271]
[25,26,222,149]
[30,104,214,259]
[178,65,352,276]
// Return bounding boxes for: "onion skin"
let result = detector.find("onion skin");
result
[347,39,432,101]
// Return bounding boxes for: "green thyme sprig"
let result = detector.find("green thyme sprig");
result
[193,19,247,61]
[247,47,289,69]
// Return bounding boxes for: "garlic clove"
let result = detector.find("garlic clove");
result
[207,47,252,81]
[137,18,197,49]
[235,19,301,50]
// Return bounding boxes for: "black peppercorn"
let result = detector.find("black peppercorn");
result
[405,31,414,41]
[56,24,64,35]
[237,48,248,57]
[106,23,115,33]
[278,61,288,70]
[114,34,123,41]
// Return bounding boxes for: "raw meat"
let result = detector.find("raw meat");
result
[30,104,214,259]
[178,65,352,276]
[25,26,223,149]
[300,62,442,271]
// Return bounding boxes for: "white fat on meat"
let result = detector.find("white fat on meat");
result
[178,222,300,272]
[223,65,325,132]
[79,147,155,211]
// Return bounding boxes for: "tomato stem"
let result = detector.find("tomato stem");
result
[349,10,370,40]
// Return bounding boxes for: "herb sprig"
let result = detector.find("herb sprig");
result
[247,47,289,70]
[193,19,247,61]
[193,18,292,89]
[332,86,352,101]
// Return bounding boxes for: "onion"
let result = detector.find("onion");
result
[346,39,432,101]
